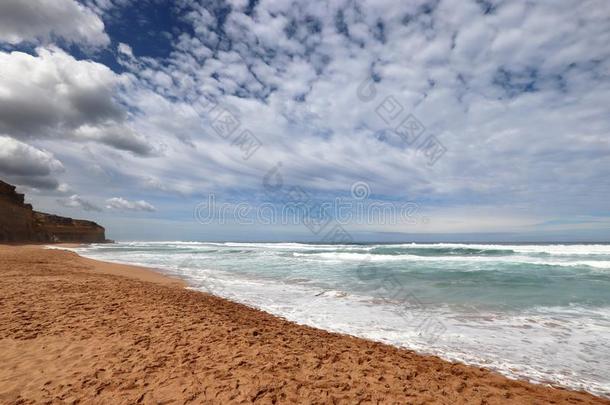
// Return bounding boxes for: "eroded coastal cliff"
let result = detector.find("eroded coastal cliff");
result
[0,180,107,243]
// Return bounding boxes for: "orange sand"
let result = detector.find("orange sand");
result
[0,245,608,404]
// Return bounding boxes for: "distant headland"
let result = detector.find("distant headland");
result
[0,179,108,243]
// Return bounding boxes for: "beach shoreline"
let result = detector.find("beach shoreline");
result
[1,244,608,404]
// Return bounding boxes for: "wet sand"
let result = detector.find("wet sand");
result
[0,245,608,404]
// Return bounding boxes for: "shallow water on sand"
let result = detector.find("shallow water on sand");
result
[68,242,610,398]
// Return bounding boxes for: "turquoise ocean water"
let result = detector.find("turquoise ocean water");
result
[62,242,610,397]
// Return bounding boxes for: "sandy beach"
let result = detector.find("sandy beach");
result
[0,245,608,404]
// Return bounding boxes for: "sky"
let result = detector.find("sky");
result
[0,0,609,242]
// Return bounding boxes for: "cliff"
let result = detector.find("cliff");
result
[0,180,107,243]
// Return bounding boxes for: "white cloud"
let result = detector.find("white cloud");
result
[0,47,156,156]
[106,197,156,212]
[58,194,102,212]
[0,136,63,176]
[0,135,64,190]
[117,42,134,57]
[0,0,109,47]
[73,123,156,156]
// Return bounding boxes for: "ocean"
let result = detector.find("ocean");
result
[64,242,610,397]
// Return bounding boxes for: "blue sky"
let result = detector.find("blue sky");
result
[0,0,609,242]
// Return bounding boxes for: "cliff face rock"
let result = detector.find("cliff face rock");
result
[0,180,107,243]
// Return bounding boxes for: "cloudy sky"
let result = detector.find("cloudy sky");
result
[0,0,609,242]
